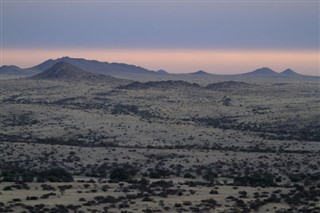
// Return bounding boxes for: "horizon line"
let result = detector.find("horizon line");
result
[3,56,319,77]
[2,48,319,75]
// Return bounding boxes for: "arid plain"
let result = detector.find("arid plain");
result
[0,62,319,213]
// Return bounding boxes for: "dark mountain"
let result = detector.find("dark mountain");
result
[30,62,128,84]
[191,70,211,75]
[206,81,250,90]
[242,67,318,78]
[119,80,201,90]
[30,59,58,73]
[31,62,89,80]
[0,65,39,75]
[1,57,158,77]
[243,67,278,76]
[29,56,156,77]
[156,69,169,74]
[279,68,300,76]
[0,65,24,75]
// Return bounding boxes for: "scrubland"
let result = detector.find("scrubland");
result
[0,76,319,212]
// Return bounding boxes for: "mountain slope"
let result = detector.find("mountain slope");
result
[279,69,301,76]
[29,56,156,77]
[156,69,169,74]
[0,65,40,75]
[190,70,211,76]
[0,65,24,75]
[30,62,128,84]
[242,67,278,76]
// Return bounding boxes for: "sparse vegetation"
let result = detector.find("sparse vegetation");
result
[0,167,73,182]
[0,74,319,212]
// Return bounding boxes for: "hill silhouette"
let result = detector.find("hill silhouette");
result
[31,62,128,84]
[279,68,301,76]
[156,69,169,74]
[242,67,278,76]
[190,70,211,76]
[0,65,39,75]
[1,57,317,79]
[29,56,157,77]
[0,65,23,75]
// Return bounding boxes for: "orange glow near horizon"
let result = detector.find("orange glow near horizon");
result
[2,48,319,75]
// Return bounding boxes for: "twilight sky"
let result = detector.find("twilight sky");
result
[1,1,319,75]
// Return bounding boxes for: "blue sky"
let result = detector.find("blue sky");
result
[1,1,319,74]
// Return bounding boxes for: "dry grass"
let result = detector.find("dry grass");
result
[0,75,319,212]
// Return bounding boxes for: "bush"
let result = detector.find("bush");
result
[202,168,218,183]
[148,168,171,179]
[1,167,36,182]
[183,173,195,179]
[38,168,74,182]
[288,173,306,183]
[0,167,73,183]
[111,104,139,115]
[233,174,275,187]
[110,166,137,182]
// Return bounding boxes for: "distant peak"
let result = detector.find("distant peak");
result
[280,68,300,76]
[284,68,293,71]
[244,67,277,76]
[30,61,91,81]
[55,56,72,61]
[1,65,21,69]
[156,69,169,74]
[256,67,275,72]
[0,64,26,75]
[192,70,210,75]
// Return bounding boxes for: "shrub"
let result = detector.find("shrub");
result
[0,167,73,183]
[233,174,275,187]
[202,168,218,183]
[110,166,137,182]
[148,168,171,179]
[38,168,74,182]
[183,173,195,179]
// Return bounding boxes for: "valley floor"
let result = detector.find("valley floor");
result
[0,76,319,212]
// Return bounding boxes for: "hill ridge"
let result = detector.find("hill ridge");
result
[30,61,129,85]
[279,68,300,76]
[1,57,317,78]
[242,67,278,76]
[119,80,201,90]
[191,70,211,75]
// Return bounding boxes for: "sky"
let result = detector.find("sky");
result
[1,0,319,75]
